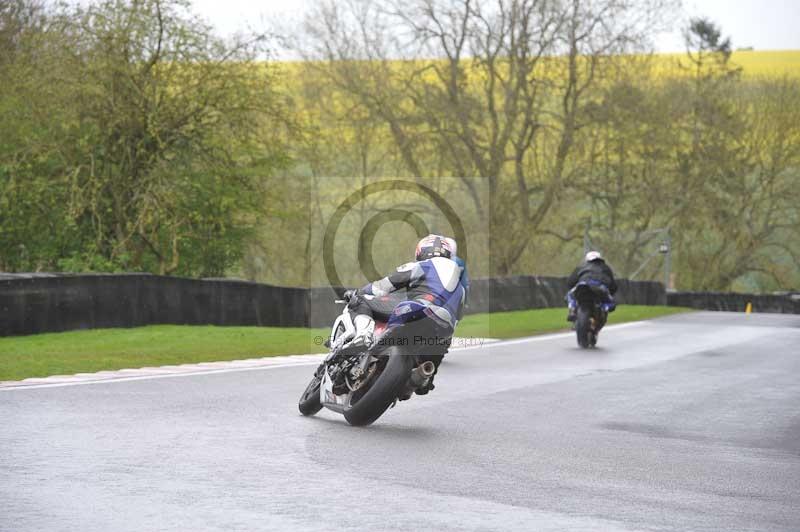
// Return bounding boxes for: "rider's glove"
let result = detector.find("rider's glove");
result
[342,289,358,302]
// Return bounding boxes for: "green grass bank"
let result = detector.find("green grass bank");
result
[0,305,691,381]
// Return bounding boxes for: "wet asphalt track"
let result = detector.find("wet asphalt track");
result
[2,311,799,532]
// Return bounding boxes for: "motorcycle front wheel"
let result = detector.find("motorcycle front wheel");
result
[298,371,323,416]
[343,348,414,427]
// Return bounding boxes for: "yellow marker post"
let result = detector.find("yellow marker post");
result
[745,302,752,314]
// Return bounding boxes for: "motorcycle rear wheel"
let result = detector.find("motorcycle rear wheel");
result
[343,348,414,427]
[588,331,598,347]
[575,306,592,349]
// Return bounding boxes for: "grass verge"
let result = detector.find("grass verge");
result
[0,325,329,381]
[0,305,691,381]
[456,304,693,340]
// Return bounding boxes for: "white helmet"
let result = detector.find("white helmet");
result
[415,234,455,261]
[585,251,603,262]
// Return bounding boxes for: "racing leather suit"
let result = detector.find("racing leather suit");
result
[567,259,618,294]
[566,259,618,318]
[356,256,466,331]
[347,256,465,395]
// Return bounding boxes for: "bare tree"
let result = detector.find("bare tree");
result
[293,0,676,274]
[677,76,800,290]
[0,0,45,64]
[572,19,800,291]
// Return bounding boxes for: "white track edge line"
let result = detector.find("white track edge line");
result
[0,320,650,391]
[0,362,321,391]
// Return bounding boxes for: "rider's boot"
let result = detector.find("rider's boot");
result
[350,314,375,350]
[566,306,577,322]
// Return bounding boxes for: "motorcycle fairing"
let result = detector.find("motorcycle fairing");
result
[320,367,347,413]
[569,280,616,312]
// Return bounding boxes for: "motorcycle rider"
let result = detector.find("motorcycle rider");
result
[566,251,618,322]
[444,236,469,302]
[341,234,466,393]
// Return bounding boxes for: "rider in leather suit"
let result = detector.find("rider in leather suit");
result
[566,251,618,322]
[343,235,466,393]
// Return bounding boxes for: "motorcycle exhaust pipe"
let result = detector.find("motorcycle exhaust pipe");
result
[419,360,436,376]
[409,360,436,388]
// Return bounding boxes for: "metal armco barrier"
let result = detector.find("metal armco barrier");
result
[1,273,667,336]
[667,291,800,314]
[0,274,307,336]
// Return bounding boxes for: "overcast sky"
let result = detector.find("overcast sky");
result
[191,0,800,53]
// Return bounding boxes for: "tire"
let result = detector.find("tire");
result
[575,306,591,349]
[343,349,414,427]
[298,372,323,416]
[590,310,607,347]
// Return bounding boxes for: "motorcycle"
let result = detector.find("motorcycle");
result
[569,280,615,348]
[298,294,451,426]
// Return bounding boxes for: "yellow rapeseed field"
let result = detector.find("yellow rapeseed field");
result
[726,50,800,76]
[654,49,800,78]
[273,49,800,82]
[270,49,798,156]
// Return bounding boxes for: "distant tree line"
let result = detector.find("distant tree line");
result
[1,0,798,292]
[275,0,800,291]
[0,0,288,276]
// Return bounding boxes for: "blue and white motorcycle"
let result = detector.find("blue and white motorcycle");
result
[298,294,449,426]
[569,280,616,348]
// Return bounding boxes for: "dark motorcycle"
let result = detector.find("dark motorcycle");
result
[570,280,615,348]
[298,294,451,426]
